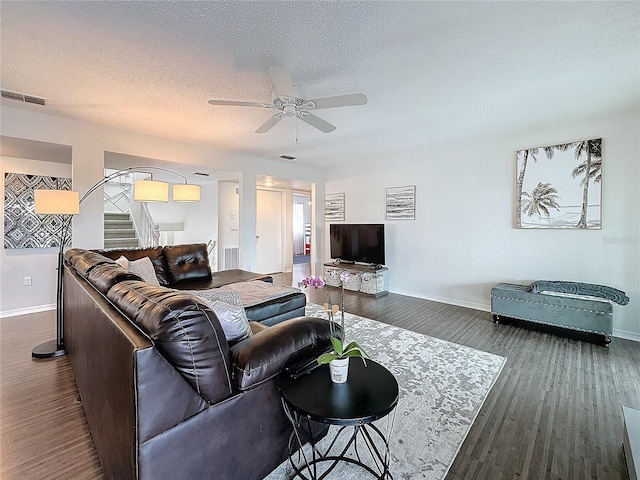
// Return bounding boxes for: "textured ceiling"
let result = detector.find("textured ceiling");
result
[1,1,638,168]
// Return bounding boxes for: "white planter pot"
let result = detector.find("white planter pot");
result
[329,357,349,383]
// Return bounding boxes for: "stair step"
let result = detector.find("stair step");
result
[104,220,133,229]
[104,238,139,248]
[104,212,137,249]
[104,229,136,239]
[104,212,131,221]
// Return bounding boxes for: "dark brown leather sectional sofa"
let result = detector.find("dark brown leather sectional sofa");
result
[94,243,307,324]
[63,245,332,480]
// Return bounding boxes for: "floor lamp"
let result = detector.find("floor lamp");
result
[31,166,201,359]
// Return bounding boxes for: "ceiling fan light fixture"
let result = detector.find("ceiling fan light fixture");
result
[207,66,366,134]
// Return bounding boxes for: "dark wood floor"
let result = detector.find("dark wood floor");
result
[1,265,638,479]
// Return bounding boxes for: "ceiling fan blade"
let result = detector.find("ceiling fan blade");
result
[299,113,336,133]
[255,113,284,133]
[267,66,294,98]
[305,93,368,110]
[208,99,272,108]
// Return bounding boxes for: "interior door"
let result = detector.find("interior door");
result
[256,189,283,274]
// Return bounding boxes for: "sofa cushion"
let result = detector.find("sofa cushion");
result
[217,281,307,326]
[95,246,170,286]
[164,243,212,285]
[171,269,274,290]
[65,249,115,277]
[87,264,143,295]
[107,281,233,404]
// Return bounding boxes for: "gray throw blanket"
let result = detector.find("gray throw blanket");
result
[529,280,630,305]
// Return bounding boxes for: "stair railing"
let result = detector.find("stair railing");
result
[138,203,160,248]
[103,181,132,214]
[207,238,218,271]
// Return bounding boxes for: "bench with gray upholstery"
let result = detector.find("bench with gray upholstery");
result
[490,281,629,346]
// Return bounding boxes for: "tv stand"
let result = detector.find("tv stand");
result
[323,262,388,297]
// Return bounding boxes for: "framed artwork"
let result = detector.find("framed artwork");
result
[4,172,73,248]
[386,185,416,220]
[516,138,602,229]
[324,193,345,221]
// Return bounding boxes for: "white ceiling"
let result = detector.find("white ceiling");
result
[1,1,638,168]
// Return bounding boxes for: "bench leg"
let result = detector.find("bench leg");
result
[492,314,500,324]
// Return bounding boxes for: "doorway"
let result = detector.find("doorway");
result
[256,189,283,274]
[293,193,311,267]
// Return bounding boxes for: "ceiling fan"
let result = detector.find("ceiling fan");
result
[208,67,367,134]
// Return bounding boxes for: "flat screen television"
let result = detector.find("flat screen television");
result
[329,224,385,266]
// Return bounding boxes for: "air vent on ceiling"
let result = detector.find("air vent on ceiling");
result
[193,172,210,177]
[1,89,46,106]
[279,154,297,161]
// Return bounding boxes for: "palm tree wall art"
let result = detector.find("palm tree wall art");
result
[515,138,602,229]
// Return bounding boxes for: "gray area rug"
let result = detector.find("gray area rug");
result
[265,304,506,480]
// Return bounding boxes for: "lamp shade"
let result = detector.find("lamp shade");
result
[134,180,169,202]
[34,189,80,215]
[172,184,201,202]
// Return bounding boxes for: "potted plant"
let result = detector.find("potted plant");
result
[299,274,368,383]
[317,336,367,383]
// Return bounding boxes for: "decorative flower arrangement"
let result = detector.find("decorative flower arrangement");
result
[299,274,368,370]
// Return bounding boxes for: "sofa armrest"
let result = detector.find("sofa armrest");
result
[230,317,333,390]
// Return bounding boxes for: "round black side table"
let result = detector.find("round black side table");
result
[280,359,399,479]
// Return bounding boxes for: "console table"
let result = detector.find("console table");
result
[280,360,399,479]
[323,262,388,297]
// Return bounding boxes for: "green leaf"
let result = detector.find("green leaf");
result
[330,336,343,356]
[344,350,363,358]
[343,341,369,358]
[344,350,368,366]
[317,352,338,365]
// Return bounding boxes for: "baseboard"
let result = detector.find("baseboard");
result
[0,304,55,319]
[613,328,640,343]
[389,288,490,313]
[389,289,639,343]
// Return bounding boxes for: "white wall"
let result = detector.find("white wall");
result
[0,106,324,316]
[169,182,219,247]
[325,109,640,340]
[0,157,71,315]
[217,182,240,270]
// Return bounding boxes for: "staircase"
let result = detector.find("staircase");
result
[104,212,139,249]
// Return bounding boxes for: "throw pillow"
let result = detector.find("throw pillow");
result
[183,289,252,343]
[115,255,129,269]
[127,256,160,286]
[207,299,253,343]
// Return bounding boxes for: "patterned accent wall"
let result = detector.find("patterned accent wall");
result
[4,173,73,249]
